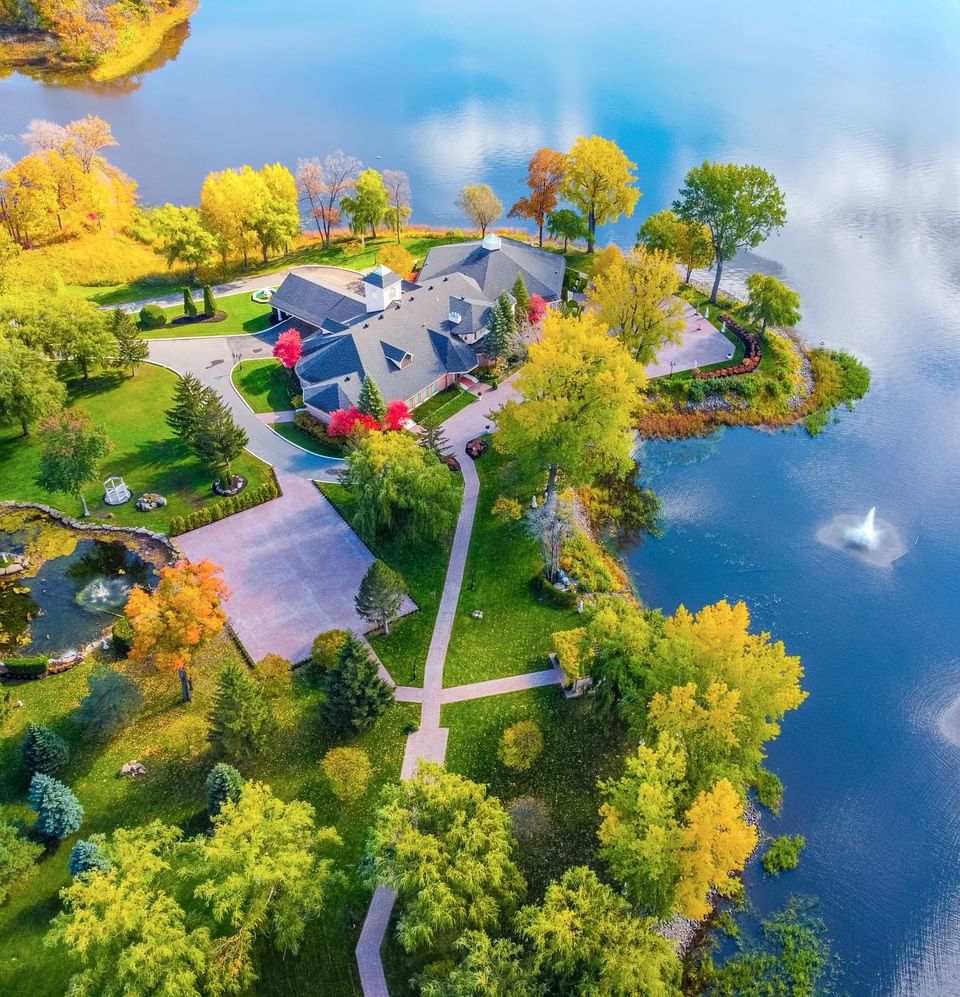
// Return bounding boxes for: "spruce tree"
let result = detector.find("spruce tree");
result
[511,273,530,324]
[208,662,276,761]
[205,761,244,819]
[165,372,207,444]
[203,284,217,317]
[320,634,394,732]
[69,839,112,878]
[183,287,198,318]
[28,773,83,839]
[355,560,406,635]
[22,723,70,776]
[357,375,387,422]
[487,293,516,360]
[191,390,250,489]
[419,422,451,459]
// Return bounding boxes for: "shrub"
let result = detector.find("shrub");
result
[763,834,805,875]
[254,653,292,693]
[2,655,48,676]
[202,284,217,317]
[532,573,578,609]
[0,818,42,903]
[22,723,70,776]
[68,839,111,878]
[506,796,550,842]
[111,617,135,655]
[754,768,784,813]
[28,773,83,840]
[491,496,523,522]
[560,528,626,594]
[139,303,167,329]
[321,746,373,802]
[182,287,198,318]
[498,720,544,771]
[205,762,243,819]
[74,665,142,739]
[311,629,350,671]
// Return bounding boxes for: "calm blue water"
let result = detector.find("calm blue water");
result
[4,2,960,991]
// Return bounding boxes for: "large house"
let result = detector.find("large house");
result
[269,235,566,422]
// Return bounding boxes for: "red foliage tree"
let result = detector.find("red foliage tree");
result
[328,407,381,437]
[384,399,411,431]
[527,294,548,325]
[273,329,303,370]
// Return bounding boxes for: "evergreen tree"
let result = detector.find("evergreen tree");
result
[205,761,244,819]
[419,422,451,460]
[320,634,394,733]
[68,839,112,878]
[511,273,530,324]
[108,309,148,376]
[208,661,277,761]
[355,560,406,635]
[191,390,250,489]
[74,665,142,739]
[357,375,387,422]
[487,293,516,360]
[29,773,83,839]
[183,286,198,318]
[22,723,70,776]
[165,372,207,444]
[202,284,217,317]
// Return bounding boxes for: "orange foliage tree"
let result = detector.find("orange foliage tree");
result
[508,147,566,247]
[124,559,229,703]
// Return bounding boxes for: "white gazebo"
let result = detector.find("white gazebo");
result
[103,476,132,506]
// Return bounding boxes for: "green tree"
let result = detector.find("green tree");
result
[419,421,451,459]
[546,208,587,253]
[321,746,373,802]
[0,339,65,436]
[45,822,211,997]
[35,410,111,516]
[310,629,350,671]
[205,762,244,820]
[191,389,249,489]
[673,162,787,302]
[511,273,530,323]
[202,284,217,317]
[152,203,216,277]
[355,559,406,635]
[456,183,503,237]
[320,634,393,733]
[207,661,277,761]
[344,430,460,544]
[165,371,207,444]
[107,308,148,376]
[21,722,70,776]
[340,168,388,245]
[74,664,142,739]
[383,168,412,243]
[0,816,42,904]
[498,720,543,771]
[52,303,115,381]
[29,773,83,839]
[249,196,300,263]
[183,286,198,317]
[487,291,517,360]
[421,930,545,997]
[357,374,387,421]
[192,782,341,991]
[637,209,714,283]
[745,273,801,334]
[587,245,685,364]
[517,866,682,997]
[362,763,526,956]
[563,135,641,252]
[68,839,112,879]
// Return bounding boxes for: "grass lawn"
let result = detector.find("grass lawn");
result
[143,291,274,339]
[0,636,416,996]
[271,422,343,458]
[231,358,293,414]
[444,448,577,687]
[412,385,477,428]
[319,481,458,687]
[0,364,271,534]
[441,687,628,898]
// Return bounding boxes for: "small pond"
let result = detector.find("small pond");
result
[0,509,163,658]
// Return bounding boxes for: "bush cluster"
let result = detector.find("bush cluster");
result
[293,411,341,451]
[168,479,280,536]
[2,655,49,677]
[111,618,135,656]
[138,304,167,329]
[560,528,626,594]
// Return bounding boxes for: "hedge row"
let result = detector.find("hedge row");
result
[293,411,342,452]
[2,655,48,676]
[168,479,281,536]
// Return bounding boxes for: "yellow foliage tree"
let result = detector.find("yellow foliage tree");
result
[377,243,414,278]
[563,135,641,252]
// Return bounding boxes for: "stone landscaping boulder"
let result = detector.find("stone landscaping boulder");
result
[136,493,167,512]
[118,761,147,778]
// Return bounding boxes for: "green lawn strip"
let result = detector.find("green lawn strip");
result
[411,385,477,428]
[140,291,274,339]
[0,638,415,997]
[270,422,343,458]
[443,450,577,687]
[231,358,293,414]
[318,481,458,687]
[441,687,628,897]
[0,364,271,534]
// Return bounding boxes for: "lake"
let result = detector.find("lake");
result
[4,1,960,992]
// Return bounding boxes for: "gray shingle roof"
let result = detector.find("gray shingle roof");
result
[271,273,366,330]
[363,264,402,288]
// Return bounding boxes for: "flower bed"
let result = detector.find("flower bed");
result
[693,315,761,379]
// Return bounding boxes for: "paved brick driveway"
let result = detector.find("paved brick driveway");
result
[177,473,414,665]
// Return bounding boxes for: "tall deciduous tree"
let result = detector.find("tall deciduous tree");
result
[637,208,714,283]
[382,169,412,243]
[340,168,388,245]
[744,273,801,334]
[65,115,117,173]
[35,410,111,517]
[673,162,787,302]
[0,339,65,436]
[587,245,685,364]
[151,204,217,277]
[320,634,394,733]
[124,559,228,703]
[207,661,277,761]
[0,817,42,904]
[296,151,362,248]
[456,183,503,237]
[562,136,641,253]
[355,559,406,635]
[509,148,566,246]
[546,209,587,253]
[422,930,545,997]
[362,763,526,956]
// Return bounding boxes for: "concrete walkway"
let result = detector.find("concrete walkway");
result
[644,299,735,378]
